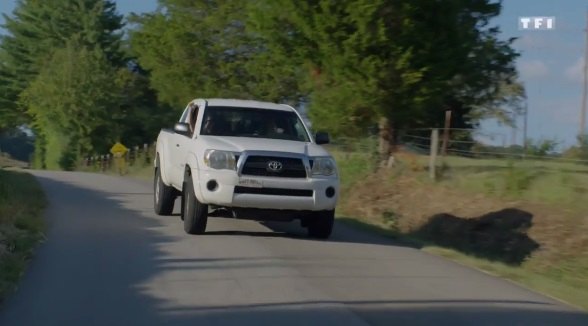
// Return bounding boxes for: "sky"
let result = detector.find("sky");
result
[0,0,587,148]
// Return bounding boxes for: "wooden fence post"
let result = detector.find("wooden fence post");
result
[441,110,452,156]
[429,128,439,180]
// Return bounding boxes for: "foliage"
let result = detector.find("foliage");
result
[524,138,559,157]
[0,0,124,124]
[248,0,522,141]
[128,0,291,109]
[0,170,46,301]
[562,135,588,161]
[1,0,524,169]
[1,0,171,166]
[19,43,123,168]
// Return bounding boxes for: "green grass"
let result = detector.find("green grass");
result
[330,151,378,190]
[0,169,47,302]
[433,156,588,211]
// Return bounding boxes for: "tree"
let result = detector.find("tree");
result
[0,0,124,129]
[524,138,559,157]
[130,0,246,109]
[0,1,173,168]
[19,42,123,169]
[128,0,304,110]
[248,0,522,162]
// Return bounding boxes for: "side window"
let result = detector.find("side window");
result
[189,105,199,136]
[180,106,190,123]
[293,118,309,141]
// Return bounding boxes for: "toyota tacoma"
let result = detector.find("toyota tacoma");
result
[153,98,339,239]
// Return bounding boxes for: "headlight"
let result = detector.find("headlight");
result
[311,157,337,176]
[203,149,236,170]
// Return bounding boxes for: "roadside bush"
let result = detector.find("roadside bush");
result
[503,161,535,196]
[0,170,46,300]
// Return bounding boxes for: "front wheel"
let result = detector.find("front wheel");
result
[154,163,175,216]
[307,210,335,239]
[182,172,208,234]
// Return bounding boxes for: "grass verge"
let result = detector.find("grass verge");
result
[0,169,47,302]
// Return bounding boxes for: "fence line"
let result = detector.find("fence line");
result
[80,142,157,174]
[78,129,588,178]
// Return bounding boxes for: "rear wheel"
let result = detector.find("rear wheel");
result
[154,158,175,215]
[182,171,208,234]
[307,210,335,239]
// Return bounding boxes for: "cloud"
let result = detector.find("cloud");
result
[518,60,549,79]
[565,57,584,83]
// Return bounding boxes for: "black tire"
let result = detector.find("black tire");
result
[154,158,175,216]
[182,171,208,234]
[307,209,335,239]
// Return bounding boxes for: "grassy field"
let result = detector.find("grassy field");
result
[0,169,47,302]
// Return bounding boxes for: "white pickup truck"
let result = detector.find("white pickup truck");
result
[153,98,339,239]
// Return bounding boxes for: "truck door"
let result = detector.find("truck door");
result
[166,103,191,187]
[172,101,203,186]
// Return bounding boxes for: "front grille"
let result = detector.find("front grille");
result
[241,156,306,178]
[234,186,313,197]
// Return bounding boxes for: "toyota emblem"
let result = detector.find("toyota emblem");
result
[267,160,283,172]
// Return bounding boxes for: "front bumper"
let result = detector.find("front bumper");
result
[195,169,339,211]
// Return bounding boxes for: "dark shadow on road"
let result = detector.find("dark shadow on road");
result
[204,206,421,248]
[0,172,583,326]
[413,208,540,265]
[203,230,303,238]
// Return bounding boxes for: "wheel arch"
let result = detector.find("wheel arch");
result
[155,152,174,187]
[184,152,205,203]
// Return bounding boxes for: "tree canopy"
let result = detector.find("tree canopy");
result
[0,0,170,168]
[0,0,525,168]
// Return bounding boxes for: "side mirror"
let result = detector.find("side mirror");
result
[315,132,330,145]
[174,122,190,135]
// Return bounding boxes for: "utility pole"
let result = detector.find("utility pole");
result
[523,101,528,158]
[511,111,517,147]
[581,9,588,136]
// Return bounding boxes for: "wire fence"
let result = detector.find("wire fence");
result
[398,128,588,167]
[77,127,588,177]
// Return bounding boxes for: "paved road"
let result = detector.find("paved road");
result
[0,171,586,326]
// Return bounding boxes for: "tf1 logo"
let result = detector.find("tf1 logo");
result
[519,17,555,30]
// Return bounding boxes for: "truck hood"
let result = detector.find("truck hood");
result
[198,136,332,157]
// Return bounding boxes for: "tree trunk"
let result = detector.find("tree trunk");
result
[378,116,396,167]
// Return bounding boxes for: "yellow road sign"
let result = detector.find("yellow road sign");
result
[110,142,128,155]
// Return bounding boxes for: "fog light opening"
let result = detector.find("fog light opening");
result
[325,186,335,198]
[206,180,218,192]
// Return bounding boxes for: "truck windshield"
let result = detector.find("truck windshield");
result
[200,106,310,142]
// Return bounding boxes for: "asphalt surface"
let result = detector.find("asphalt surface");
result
[0,170,586,326]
